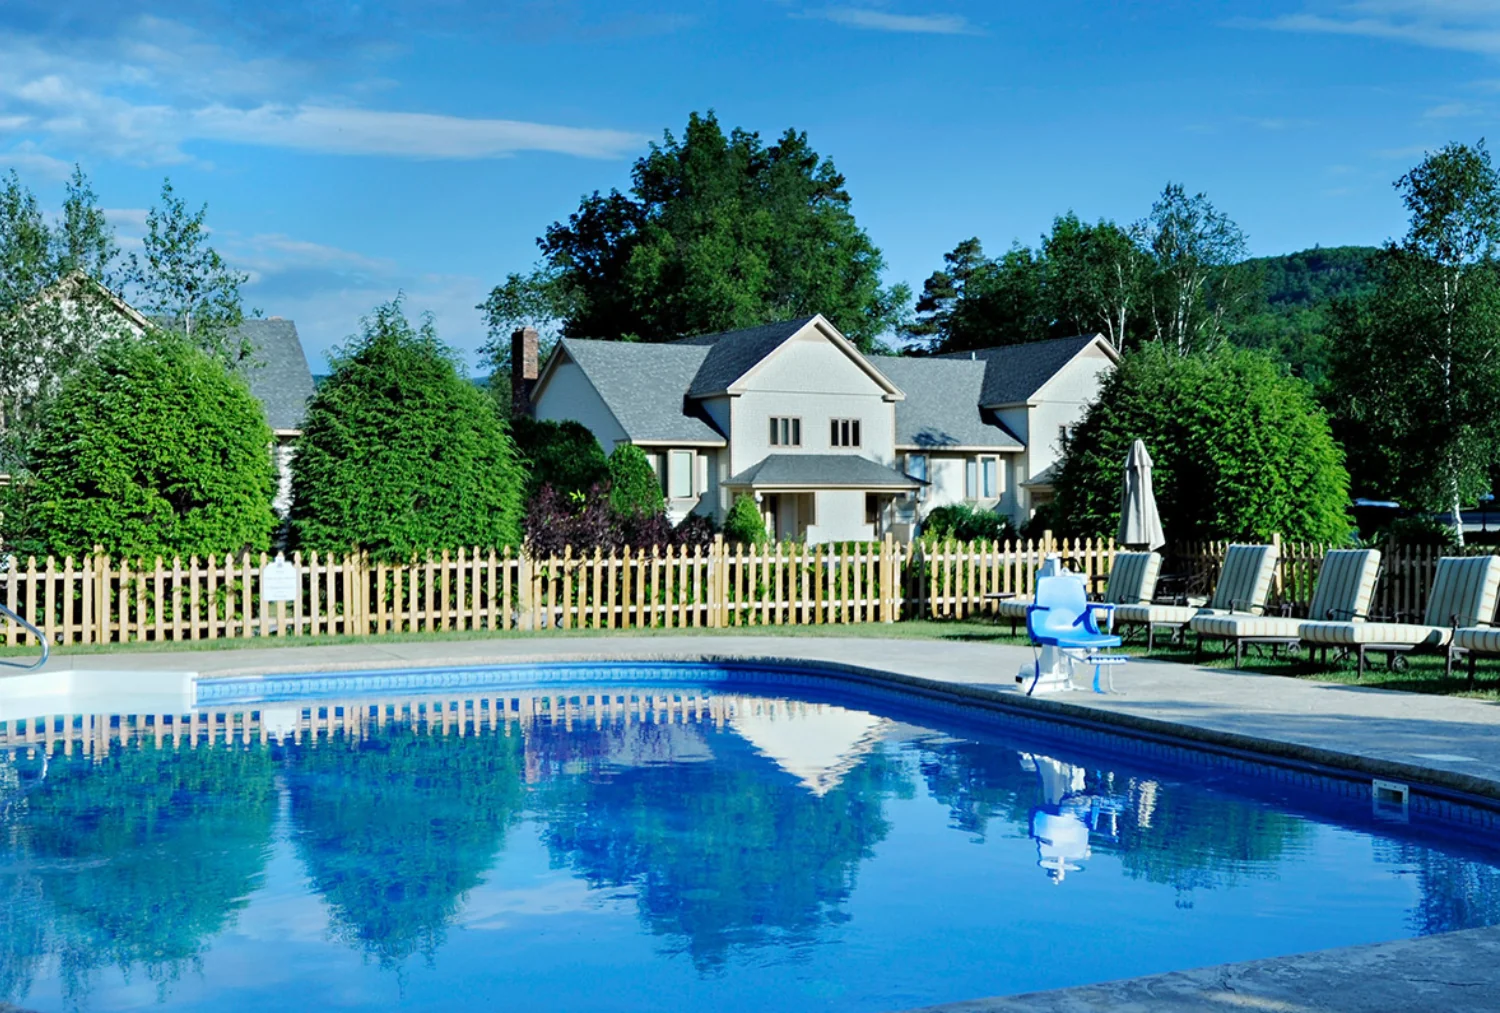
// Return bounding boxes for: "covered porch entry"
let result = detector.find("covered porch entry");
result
[723,454,923,544]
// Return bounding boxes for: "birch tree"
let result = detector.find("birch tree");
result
[1330,142,1500,544]
[1142,184,1255,354]
[126,179,250,366]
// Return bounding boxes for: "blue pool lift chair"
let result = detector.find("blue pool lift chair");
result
[1025,574,1126,695]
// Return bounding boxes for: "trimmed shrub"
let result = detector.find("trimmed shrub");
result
[723,494,769,546]
[1054,344,1351,543]
[5,331,276,557]
[290,300,525,560]
[922,503,1017,543]
[607,444,665,519]
[511,416,608,501]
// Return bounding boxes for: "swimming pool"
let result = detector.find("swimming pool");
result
[3,662,1499,1012]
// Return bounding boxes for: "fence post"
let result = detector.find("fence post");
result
[1271,532,1284,603]
[95,548,110,644]
[879,534,893,623]
[518,550,534,630]
[708,535,724,629]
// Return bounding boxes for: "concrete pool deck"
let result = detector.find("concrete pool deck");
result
[16,633,1500,1012]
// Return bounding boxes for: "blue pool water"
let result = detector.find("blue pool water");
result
[3,665,1500,1012]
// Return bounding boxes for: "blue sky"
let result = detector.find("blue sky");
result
[1,1,1495,370]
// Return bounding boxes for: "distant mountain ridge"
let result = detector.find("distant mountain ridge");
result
[1233,244,1381,382]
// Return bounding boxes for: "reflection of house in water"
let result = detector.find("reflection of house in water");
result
[728,698,891,796]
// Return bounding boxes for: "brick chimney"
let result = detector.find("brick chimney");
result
[511,326,539,418]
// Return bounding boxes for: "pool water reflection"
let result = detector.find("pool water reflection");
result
[2,679,1499,1012]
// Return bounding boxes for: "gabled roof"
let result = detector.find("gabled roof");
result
[237,319,317,433]
[543,338,727,445]
[676,314,902,399]
[937,334,1116,407]
[675,317,818,396]
[870,356,1023,451]
[725,453,921,490]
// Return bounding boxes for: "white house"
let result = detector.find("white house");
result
[523,315,1117,543]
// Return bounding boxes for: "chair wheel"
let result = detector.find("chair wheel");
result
[1285,643,1302,659]
[1387,654,1408,673]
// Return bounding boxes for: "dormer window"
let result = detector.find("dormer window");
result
[770,416,801,447]
[830,418,861,448]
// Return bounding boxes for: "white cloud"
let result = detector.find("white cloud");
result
[0,16,645,166]
[1424,101,1482,118]
[0,141,72,179]
[1251,3,1500,56]
[188,104,645,160]
[806,7,980,36]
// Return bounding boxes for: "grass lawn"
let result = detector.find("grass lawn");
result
[5,616,1500,699]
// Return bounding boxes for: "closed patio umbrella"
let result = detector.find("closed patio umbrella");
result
[1117,439,1166,551]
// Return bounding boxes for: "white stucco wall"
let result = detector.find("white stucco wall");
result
[906,450,1020,531]
[532,358,629,453]
[805,490,874,544]
[729,331,896,475]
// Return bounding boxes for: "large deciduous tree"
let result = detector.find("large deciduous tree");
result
[907,186,1251,356]
[289,299,526,559]
[484,111,907,351]
[1329,141,1500,542]
[1054,343,1351,544]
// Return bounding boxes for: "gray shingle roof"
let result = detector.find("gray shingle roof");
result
[869,356,1023,450]
[725,453,921,489]
[236,319,316,432]
[936,334,1103,406]
[674,317,820,396]
[555,339,727,444]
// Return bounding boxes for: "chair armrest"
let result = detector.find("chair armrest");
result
[1229,599,1267,615]
[1089,602,1117,635]
[1324,607,1368,621]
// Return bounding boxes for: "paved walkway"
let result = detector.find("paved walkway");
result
[18,632,1500,1012]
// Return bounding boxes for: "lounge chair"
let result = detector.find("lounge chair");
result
[1453,620,1500,684]
[1113,543,1280,651]
[994,551,1162,635]
[1190,549,1381,668]
[1300,555,1500,679]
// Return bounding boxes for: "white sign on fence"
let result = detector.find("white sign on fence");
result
[261,556,301,602]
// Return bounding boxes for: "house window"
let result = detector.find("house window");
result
[830,418,861,448]
[1059,424,1072,447]
[966,456,1001,499]
[667,450,694,499]
[769,416,801,447]
[908,453,928,501]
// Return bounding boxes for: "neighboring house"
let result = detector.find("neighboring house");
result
[4,278,317,518]
[522,315,1117,543]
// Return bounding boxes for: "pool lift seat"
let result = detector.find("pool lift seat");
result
[0,599,50,671]
[1024,574,1125,695]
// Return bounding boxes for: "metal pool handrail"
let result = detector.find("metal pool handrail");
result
[0,600,49,671]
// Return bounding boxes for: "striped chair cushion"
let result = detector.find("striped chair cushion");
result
[1209,544,1280,612]
[994,598,1033,620]
[1103,552,1163,605]
[1190,614,1303,640]
[1299,621,1452,648]
[1423,556,1500,628]
[1114,603,1203,627]
[1454,627,1500,654]
[1305,549,1382,621]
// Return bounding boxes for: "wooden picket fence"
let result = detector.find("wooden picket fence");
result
[13,533,1487,650]
[0,534,1124,648]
